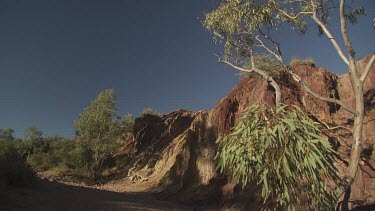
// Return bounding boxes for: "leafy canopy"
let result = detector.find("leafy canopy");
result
[24,127,43,141]
[204,0,365,64]
[204,0,279,62]
[74,89,121,173]
[74,89,120,141]
[216,103,338,210]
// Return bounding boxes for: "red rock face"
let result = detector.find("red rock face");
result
[211,78,274,136]
[211,64,339,136]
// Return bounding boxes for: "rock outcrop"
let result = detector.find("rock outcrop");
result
[117,55,375,209]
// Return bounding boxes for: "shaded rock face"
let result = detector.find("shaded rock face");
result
[122,110,218,201]
[126,110,197,178]
[121,55,375,208]
[133,110,196,154]
[211,78,274,136]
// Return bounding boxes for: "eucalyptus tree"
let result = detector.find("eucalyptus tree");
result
[204,0,375,209]
[205,0,283,105]
[74,89,121,175]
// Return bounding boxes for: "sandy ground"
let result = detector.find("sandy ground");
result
[0,178,198,211]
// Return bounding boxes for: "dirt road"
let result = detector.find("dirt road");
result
[0,179,198,211]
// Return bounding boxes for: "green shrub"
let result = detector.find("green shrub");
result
[290,58,316,67]
[0,141,35,189]
[216,103,338,210]
[27,153,53,171]
[23,137,65,169]
[1,131,120,183]
[48,140,79,168]
[26,139,88,174]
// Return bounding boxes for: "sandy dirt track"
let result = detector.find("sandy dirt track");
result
[0,178,200,211]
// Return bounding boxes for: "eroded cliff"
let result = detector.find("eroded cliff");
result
[116,55,375,209]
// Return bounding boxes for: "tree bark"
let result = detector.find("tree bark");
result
[332,0,364,202]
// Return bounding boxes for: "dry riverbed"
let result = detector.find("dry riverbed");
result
[0,178,201,211]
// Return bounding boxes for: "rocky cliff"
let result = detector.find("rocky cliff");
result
[116,55,375,209]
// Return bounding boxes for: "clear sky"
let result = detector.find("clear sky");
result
[0,0,374,139]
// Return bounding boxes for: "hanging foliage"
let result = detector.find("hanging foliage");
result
[216,103,338,210]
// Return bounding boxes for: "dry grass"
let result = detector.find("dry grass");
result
[290,57,316,67]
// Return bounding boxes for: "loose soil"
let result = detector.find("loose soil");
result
[0,178,213,211]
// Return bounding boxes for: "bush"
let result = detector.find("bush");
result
[1,132,122,184]
[290,58,316,67]
[26,139,87,173]
[216,103,338,210]
[0,141,35,189]
[23,137,64,171]
[27,153,54,171]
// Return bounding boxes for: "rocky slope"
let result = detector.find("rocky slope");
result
[115,55,375,209]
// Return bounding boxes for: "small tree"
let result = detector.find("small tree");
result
[0,128,15,141]
[24,127,43,141]
[74,89,121,176]
[121,113,135,134]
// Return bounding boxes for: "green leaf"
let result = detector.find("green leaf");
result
[214,103,338,210]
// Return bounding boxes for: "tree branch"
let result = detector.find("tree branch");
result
[254,35,283,63]
[218,58,281,105]
[259,30,284,63]
[315,117,352,132]
[304,84,358,116]
[310,0,349,66]
[250,47,256,69]
[228,38,250,54]
[340,0,355,60]
[360,53,375,83]
[278,9,313,19]
[288,69,358,116]
[218,58,253,73]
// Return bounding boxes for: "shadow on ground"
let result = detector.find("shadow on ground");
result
[0,178,196,211]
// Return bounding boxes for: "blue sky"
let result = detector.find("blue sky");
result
[0,0,374,138]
